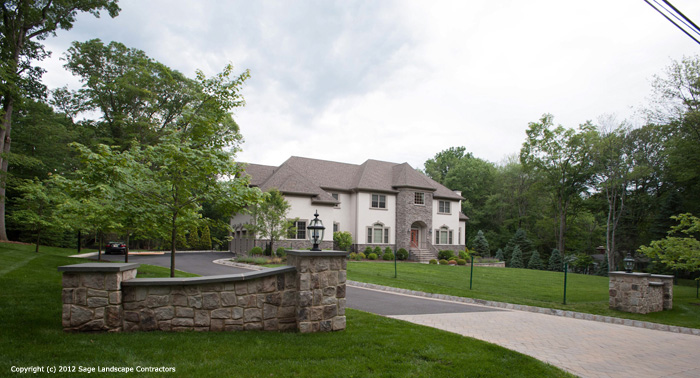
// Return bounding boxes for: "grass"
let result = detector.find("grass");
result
[348,261,700,329]
[0,242,572,377]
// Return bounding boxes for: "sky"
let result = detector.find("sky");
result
[38,0,700,169]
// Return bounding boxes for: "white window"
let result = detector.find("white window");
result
[414,192,425,205]
[367,223,390,244]
[435,227,453,245]
[287,220,306,240]
[371,194,386,209]
[438,201,451,214]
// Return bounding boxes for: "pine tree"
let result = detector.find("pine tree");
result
[187,227,200,250]
[175,230,188,250]
[495,248,504,261]
[548,248,563,271]
[528,250,544,270]
[199,225,213,250]
[472,230,490,256]
[509,245,524,268]
[596,253,609,276]
[503,228,534,263]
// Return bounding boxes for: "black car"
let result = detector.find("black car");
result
[105,241,127,255]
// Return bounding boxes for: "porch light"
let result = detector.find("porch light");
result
[623,253,635,273]
[308,211,325,251]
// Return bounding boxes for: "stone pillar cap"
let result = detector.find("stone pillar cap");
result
[286,250,349,257]
[58,263,141,272]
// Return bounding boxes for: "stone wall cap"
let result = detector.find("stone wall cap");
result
[649,281,664,286]
[609,271,651,277]
[650,274,675,279]
[121,266,296,286]
[58,263,141,272]
[286,250,349,257]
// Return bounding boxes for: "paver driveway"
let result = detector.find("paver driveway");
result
[349,285,700,378]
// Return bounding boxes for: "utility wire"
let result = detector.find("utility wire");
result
[661,0,700,34]
[644,0,700,45]
[653,0,700,37]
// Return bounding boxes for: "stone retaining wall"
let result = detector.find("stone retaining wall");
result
[59,251,348,333]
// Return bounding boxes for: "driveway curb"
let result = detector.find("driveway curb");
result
[347,280,700,336]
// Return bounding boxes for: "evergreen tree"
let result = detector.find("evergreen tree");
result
[187,227,200,250]
[495,248,504,261]
[199,225,212,250]
[472,230,490,256]
[509,245,524,268]
[595,253,609,276]
[503,228,534,263]
[548,248,563,271]
[528,250,544,270]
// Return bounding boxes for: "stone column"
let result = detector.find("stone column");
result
[651,274,674,310]
[609,271,672,314]
[286,250,348,333]
[58,263,139,332]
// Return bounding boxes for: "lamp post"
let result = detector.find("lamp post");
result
[623,252,635,273]
[307,211,325,251]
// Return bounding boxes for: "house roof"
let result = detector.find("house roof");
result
[242,156,466,204]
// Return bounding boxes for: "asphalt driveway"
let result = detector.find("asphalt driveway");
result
[90,251,252,275]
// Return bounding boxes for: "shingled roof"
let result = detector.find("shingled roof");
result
[242,156,465,202]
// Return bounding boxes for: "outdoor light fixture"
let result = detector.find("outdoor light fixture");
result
[624,253,635,273]
[307,211,325,251]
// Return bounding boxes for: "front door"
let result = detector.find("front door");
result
[410,229,419,248]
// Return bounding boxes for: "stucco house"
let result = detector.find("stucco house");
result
[230,156,468,262]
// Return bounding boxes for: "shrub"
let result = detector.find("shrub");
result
[528,250,544,270]
[384,247,393,254]
[472,230,490,256]
[548,248,563,271]
[458,250,469,260]
[382,252,394,261]
[374,246,382,255]
[357,252,366,260]
[276,247,286,257]
[428,259,437,265]
[494,248,504,261]
[333,231,353,251]
[368,253,378,260]
[364,247,373,255]
[457,259,467,265]
[448,259,457,265]
[439,259,449,265]
[349,252,357,260]
[396,248,409,260]
[250,246,263,256]
[438,250,454,260]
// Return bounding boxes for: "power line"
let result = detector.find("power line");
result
[654,0,700,37]
[661,0,700,35]
[644,0,700,45]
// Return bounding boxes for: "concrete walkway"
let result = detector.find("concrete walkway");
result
[350,285,700,378]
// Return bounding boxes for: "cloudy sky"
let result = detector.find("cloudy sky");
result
[39,0,700,169]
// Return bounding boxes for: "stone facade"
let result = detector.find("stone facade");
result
[58,251,348,333]
[395,188,433,252]
[609,272,673,314]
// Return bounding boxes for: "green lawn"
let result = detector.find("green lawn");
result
[347,261,700,329]
[0,242,571,377]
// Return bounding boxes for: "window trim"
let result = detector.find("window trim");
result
[287,220,307,240]
[367,222,390,244]
[435,226,453,245]
[414,192,425,205]
[438,200,451,214]
[370,193,387,209]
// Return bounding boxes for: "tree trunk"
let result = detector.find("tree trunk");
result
[170,211,177,277]
[0,97,15,241]
[98,232,103,261]
[77,230,82,253]
[124,232,130,263]
[35,228,41,253]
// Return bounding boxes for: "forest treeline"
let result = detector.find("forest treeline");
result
[423,57,700,274]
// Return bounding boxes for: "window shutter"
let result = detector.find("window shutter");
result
[367,227,372,243]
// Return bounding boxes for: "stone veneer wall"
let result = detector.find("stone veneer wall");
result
[609,272,673,314]
[395,188,433,253]
[59,251,348,333]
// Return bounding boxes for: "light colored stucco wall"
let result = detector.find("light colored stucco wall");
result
[330,192,354,235]
[432,198,462,245]
[356,192,396,244]
[285,195,334,242]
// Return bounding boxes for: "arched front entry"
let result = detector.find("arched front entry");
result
[410,221,428,249]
